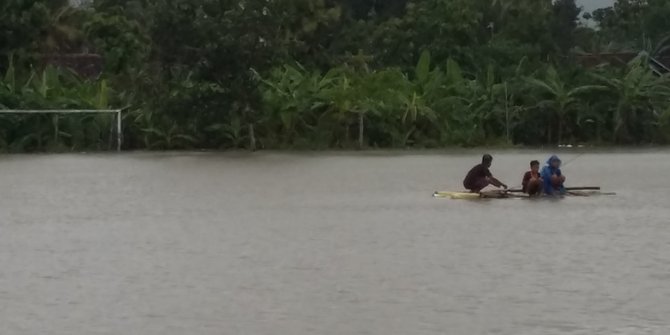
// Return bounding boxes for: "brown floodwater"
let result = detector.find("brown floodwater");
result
[1,150,669,335]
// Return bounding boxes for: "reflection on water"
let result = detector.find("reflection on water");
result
[1,151,669,335]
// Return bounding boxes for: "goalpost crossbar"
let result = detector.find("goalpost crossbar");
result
[0,109,123,151]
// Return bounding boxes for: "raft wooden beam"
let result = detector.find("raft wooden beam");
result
[508,186,601,193]
[565,187,601,191]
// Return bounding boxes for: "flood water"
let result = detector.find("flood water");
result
[1,150,669,335]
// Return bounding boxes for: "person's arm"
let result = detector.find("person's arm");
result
[540,166,551,180]
[522,172,530,190]
[488,176,507,189]
[540,167,552,192]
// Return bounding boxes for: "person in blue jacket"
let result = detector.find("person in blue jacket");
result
[541,155,566,195]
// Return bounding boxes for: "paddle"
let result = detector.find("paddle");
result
[508,186,600,193]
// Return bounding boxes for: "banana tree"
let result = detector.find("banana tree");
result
[655,105,670,143]
[141,121,196,149]
[426,57,504,146]
[256,64,335,146]
[526,66,606,145]
[317,68,360,147]
[0,59,118,151]
[403,50,440,144]
[592,56,670,142]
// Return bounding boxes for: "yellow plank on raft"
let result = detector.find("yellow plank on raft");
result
[433,191,481,199]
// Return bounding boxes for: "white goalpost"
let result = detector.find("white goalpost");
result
[0,109,123,151]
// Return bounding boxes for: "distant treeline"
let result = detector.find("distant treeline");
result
[1,0,670,151]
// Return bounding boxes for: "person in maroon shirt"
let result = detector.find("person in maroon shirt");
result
[522,160,543,196]
[463,154,507,192]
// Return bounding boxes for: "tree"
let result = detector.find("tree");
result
[527,66,606,144]
[593,55,670,143]
[591,0,670,48]
[83,10,150,74]
[0,1,50,62]
[550,0,582,55]
[366,0,483,69]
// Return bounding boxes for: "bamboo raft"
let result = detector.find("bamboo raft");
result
[433,187,615,200]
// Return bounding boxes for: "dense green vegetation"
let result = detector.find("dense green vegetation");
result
[1,0,670,151]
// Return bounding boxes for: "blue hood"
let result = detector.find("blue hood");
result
[541,155,565,194]
[546,155,561,166]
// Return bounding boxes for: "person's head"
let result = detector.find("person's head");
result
[530,160,540,172]
[482,154,493,167]
[547,155,561,168]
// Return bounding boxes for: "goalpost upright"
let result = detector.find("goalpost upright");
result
[0,109,123,151]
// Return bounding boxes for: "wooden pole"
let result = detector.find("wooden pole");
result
[117,110,122,152]
[508,186,601,193]
[358,111,364,149]
[505,82,509,143]
[565,186,601,191]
